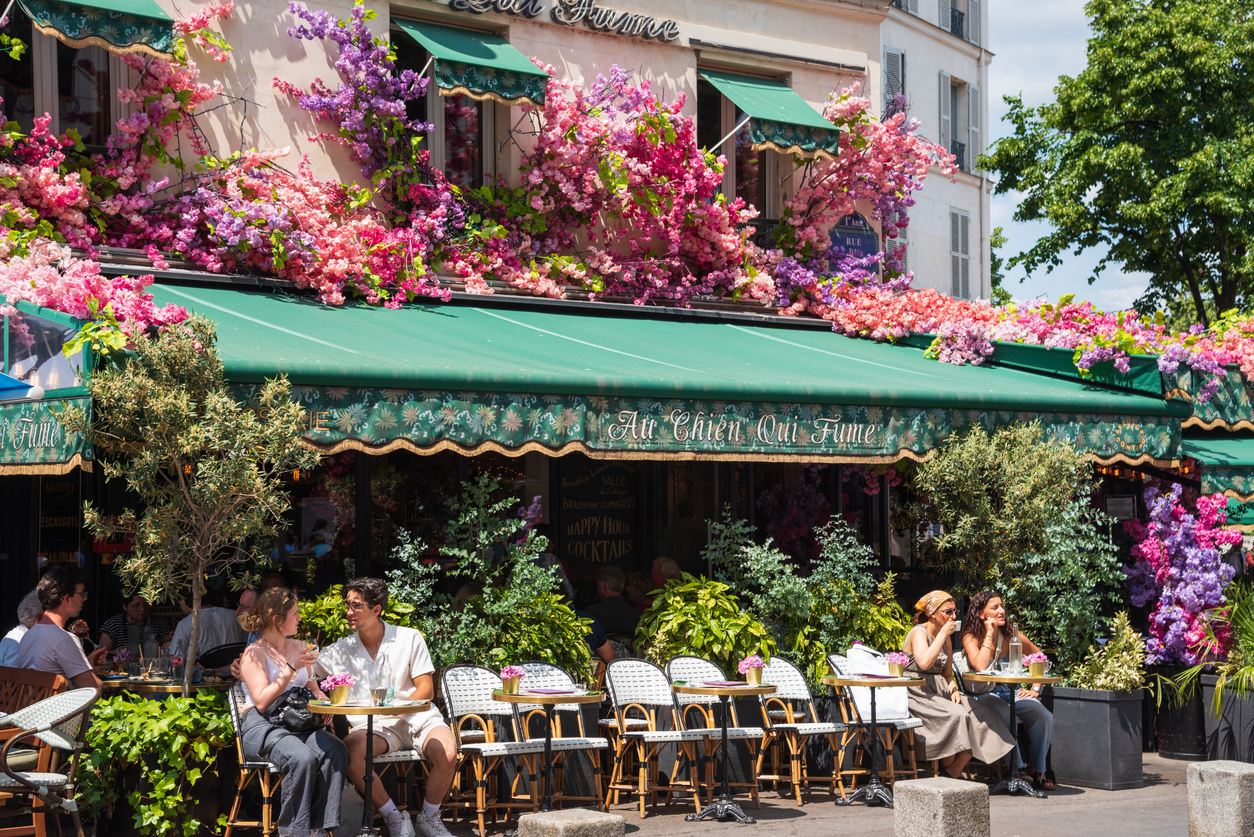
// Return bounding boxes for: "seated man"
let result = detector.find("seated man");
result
[585,566,641,639]
[169,589,247,660]
[17,564,107,688]
[98,592,171,655]
[315,578,456,837]
[0,590,41,667]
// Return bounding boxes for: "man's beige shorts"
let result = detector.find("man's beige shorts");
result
[357,707,449,754]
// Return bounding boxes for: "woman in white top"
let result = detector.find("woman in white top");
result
[238,587,346,837]
[960,590,1056,791]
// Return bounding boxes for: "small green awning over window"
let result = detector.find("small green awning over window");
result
[1183,434,1254,501]
[394,19,548,107]
[18,0,176,60]
[699,69,841,159]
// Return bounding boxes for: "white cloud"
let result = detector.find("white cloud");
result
[987,1,1149,309]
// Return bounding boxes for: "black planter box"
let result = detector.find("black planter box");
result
[1201,674,1254,763]
[1050,686,1144,790]
[1150,663,1207,760]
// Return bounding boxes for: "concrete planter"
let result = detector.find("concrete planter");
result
[1050,686,1144,790]
[1201,673,1254,763]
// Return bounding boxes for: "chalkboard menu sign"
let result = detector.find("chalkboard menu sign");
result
[38,474,82,567]
[558,459,639,574]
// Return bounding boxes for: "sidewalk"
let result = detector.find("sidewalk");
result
[587,754,1190,837]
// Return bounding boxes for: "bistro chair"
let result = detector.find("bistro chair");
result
[225,682,283,837]
[0,687,98,837]
[663,655,764,810]
[603,659,709,818]
[756,655,846,804]
[198,642,247,670]
[0,668,71,837]
[440,665,546,837]
[826,653,922,787]
[515,661,609,810]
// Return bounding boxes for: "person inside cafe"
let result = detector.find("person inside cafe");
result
[961,590,1056,790]
[236,588,261,644]
[314,578,457,837]
[650,556,682,588]
[17,564,108,689]
[169,588,248,661]
[237,586,345,837]
[624,571,654,613]
[0,590,41,668]
[586,566,641,639]
[98,592,171,655]
[902,590,1014,779]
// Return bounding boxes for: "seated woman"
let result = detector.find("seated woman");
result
[238,587,346,837]
[961,590,1057,790]
[903,590,1015,778]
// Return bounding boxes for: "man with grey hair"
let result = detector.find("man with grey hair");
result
[0,591,41,667]
[586,565,640,637]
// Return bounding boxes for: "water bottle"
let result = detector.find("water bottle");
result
[1008,622,1023,674]
[380,658,394,706]
[171,640,186,681]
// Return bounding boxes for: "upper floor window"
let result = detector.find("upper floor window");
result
[939,72,979,173]
[939,0,982,46]
[696,76,776,221]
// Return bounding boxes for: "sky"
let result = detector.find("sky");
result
[987,0,1150,309]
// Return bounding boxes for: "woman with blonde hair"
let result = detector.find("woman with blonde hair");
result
[902,590,1015,778]
[237,587,346,837]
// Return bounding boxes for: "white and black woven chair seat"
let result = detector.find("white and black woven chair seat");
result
[890,718,923,730]
[598,718,649,731]
[0,771,67,788]
[459,740,547,758]
[376,748,427,764]
[768,722,843,735]
[524,736,608,752]
[621,729,708,744]
[695,726,764,740]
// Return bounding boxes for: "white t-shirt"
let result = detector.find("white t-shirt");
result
[0,625,29,668]
[170,607,248,657]
[315,622,436,729]
[16,622,91,680]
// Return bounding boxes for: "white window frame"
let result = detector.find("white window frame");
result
[702,77,780,220]
[22,25,121,140]
[950,207,970,299]
[422,64,497,186]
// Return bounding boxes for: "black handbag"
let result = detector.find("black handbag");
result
[262,685,320,734]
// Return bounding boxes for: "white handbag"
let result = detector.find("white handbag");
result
[844,644,910,721]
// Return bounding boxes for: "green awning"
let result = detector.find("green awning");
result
[699,69,841,159]
[148,284,1190,464]
[18,0,175,60]
[394,19,548,107]
[1183,434,1254,501]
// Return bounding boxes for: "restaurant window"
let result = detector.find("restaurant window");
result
[0,9,113,146]
[393,28,489,190]
[696,77,777,220]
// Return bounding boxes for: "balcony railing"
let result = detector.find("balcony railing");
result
[950,140,967,173]
[950,8,965,38]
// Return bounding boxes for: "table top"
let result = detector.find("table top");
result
[308,700,430,716]
[671,683,776,697]
[101,677,233,693]
[823,675,924,688]
[492,690,605,705]
[963,673,1063,685]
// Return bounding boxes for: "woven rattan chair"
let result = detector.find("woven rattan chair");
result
[756,655,846,804]
[0,687,98,837]
[603,659,708,818]
[826,653,922,787]
[0,666,69,837]
[515,662,608,810]
[224,682,284,837]
[664,656,765,810]
[441,664,546,837]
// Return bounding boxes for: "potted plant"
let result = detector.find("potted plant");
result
[320,673,355,705]
[738,655,765,685]
[1050,611,1147,790]
[500,666,525,695]
[886,651,909,677]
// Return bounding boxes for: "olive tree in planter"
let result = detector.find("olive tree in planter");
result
[1051,611,1147,790]
[61,315,320,696]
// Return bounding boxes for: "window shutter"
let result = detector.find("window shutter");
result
[897,213,909,275]
[968,0,981,45]
[939,0,951,33]
[908,0,919,14]
[939,71,951,154]
[968,84,980,172]
[883,48,905,113]
[950,210,961,297]
[959,212,970,298]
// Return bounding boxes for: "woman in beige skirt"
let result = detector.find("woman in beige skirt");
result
[903,590,1015,778]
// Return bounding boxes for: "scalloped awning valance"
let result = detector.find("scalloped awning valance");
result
[394,18,549,107]
[17,0,175,60]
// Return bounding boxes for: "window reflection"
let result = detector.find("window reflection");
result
[5,312,84,390]
[444,93,482,190]
[0,12,34,133]
[57,42,110,146]
[734,110,764,211]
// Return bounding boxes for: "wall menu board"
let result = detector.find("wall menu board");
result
[558,458,639,575]
[38,473,83,567]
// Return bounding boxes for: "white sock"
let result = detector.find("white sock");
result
[422,800,440,819]
[380,800,401,822]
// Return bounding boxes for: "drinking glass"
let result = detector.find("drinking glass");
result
[371,686,390,706]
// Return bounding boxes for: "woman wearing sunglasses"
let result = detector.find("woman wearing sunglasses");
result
[903,590,1015,778]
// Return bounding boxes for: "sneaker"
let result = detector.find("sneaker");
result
[412,812,453,837]
[387,816,415,837]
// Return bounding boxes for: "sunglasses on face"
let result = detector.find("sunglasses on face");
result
[938,608,958,616]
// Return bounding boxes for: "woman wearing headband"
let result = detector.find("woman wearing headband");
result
[903,590,1015,778]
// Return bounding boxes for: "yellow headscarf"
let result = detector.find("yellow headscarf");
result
[914,590,954,617]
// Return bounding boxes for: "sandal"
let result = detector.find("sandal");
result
[1032,771,1056,791]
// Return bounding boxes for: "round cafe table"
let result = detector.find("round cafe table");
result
[823,675,924,808]
[492,689,605,811]
[671,682,776,824]
[309,700,430,836]
[963,672,1063,798]
[100,676,234,696]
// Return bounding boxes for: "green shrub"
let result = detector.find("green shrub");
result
[297,583,415,645]
[1068,611,1147,692]
[635,575,777,677]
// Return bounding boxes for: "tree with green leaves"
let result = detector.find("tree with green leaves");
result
[989,226,1011,305]
[60,316,319,695]
[983,0,1254,324]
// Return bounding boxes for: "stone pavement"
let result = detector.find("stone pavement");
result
[447,754,1191,837]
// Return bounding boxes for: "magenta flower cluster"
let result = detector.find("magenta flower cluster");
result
[319,673,356,690]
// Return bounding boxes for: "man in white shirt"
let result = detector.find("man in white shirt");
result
[314,578,456,837]
[169,589,248,660]
[0,590,41,668]
[17,564,107,688]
